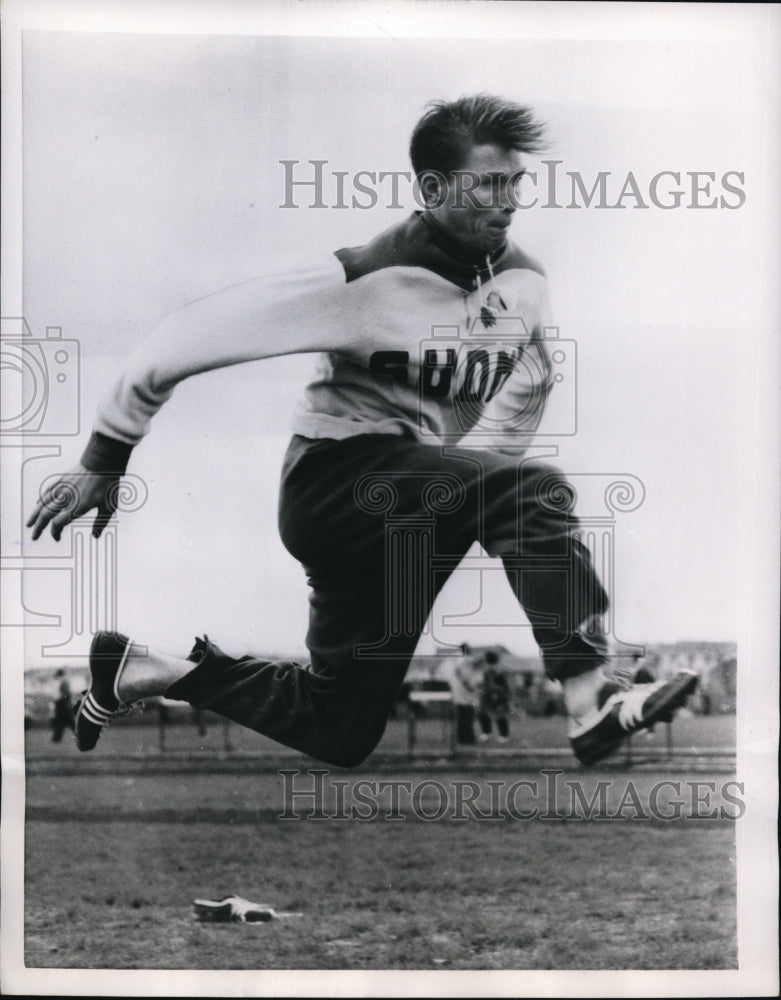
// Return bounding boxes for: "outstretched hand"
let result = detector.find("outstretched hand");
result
[26,464,121,541]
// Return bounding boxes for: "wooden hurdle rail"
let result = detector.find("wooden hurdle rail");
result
[406,690,457,756]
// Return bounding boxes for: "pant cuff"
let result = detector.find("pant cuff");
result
[165,635,220,705]
[541,630,609,682]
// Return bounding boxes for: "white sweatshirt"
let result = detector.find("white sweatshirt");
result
[81,212,554,473]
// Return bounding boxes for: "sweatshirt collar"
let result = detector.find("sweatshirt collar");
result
[419,211,507,272]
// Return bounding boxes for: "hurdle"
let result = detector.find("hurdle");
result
[406,690,456,756]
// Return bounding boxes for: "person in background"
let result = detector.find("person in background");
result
[438,643,479,745]
[477,649,511,743]
[51,670,75,743]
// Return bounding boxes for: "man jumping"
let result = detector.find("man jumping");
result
[27,94,697,767]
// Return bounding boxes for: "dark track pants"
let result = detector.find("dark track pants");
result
[166,434,609,766]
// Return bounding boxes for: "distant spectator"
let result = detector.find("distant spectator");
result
[51,671,75,743]
[438,644,478,745]
[477,650,511,743]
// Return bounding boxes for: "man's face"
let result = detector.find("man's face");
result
[423,143,526,255]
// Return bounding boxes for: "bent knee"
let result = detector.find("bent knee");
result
[521,462,575,515]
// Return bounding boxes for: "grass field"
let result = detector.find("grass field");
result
[23,712,739,972]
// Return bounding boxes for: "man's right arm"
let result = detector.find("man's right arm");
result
[89,254,349,451]
[27,253,349,540]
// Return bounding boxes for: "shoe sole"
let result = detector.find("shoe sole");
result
[572,670,698,766]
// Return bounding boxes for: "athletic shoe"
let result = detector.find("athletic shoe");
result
[192,896,275,923]
[74,631,135,752]
[570,670,698,766]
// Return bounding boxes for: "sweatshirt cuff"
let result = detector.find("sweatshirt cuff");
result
[80,431,135,475]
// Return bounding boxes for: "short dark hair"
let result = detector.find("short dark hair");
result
[410,94,546,178]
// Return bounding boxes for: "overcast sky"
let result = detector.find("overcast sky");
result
[13,9,777,665]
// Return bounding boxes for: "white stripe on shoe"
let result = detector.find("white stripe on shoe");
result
[112,638,134,702]
[569,679,664,738]
[79,692,115,726]
[570,673,693,740]
[616,681,666,730]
